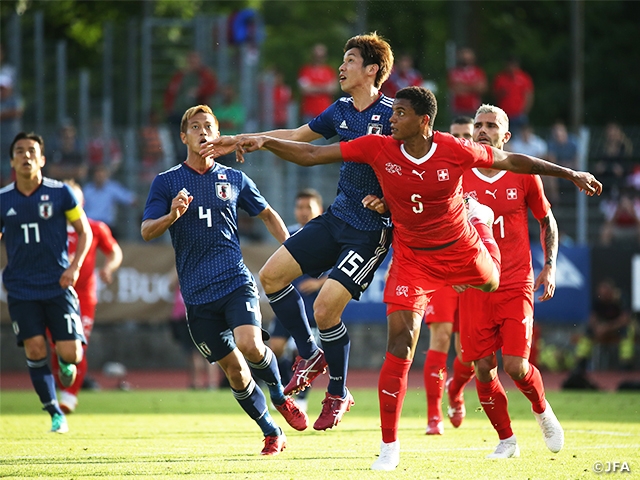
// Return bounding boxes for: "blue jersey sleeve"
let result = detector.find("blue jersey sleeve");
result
[308,101,338,140]
[142,174,172,221]
[62,183,79,211]
[237,172,269,217]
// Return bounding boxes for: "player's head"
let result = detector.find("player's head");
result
[10,132,46,177]
[64,178,85,206]
[450,116,474,140]
[294,188,323,226]
[343,32,394,90]
[180,105,220,156]
[473,104,510,149]
[394,86,437,129]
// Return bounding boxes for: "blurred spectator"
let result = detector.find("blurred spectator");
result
[87,118,123,172]
[46,121,87,182]
[164,51,217,159]
[82,164,136,239]
[0,74,23,186]
[139,110,174,185]
[0,43,17,86]
[272,70,292,129]
[215,85,246,166]
[492,56,534,139]
[547,121,578,169]
[599,190,640,246]
[447,47,487,118]
[593,122,633,200]
[297,43,338,123]
[382,53,423,98]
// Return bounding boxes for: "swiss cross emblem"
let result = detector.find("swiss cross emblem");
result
[216,182,231,200]
[437,169,449,181]
[38,202,53,219]
[507,188,518,200]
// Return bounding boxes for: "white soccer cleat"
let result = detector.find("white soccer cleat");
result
[464,197,495,228]
[371,440,400,471]
[486,435,520,459]
[533,400,564,453]
[58,391,78,414]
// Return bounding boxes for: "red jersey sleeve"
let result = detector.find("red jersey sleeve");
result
[94,221,118,255]
[339,135,386,164]
[525,174,551,220]
[454,135,494,170]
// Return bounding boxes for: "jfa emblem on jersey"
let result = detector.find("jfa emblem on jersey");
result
[38,202,53,219]
[216,182,232,200]
[437,169,449,181]
[367,123,383,135]
[507,188,518,200]
[385,162,402,176]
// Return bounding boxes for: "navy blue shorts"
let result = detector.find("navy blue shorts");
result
[185,284,263,363]
[283,211,392,300]
[8,289,86,347]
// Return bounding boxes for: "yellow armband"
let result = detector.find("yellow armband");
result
[65,205,83,223]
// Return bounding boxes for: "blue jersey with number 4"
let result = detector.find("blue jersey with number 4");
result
[0,178,78,300]
[308,93,394,231]
[142,162,268,305]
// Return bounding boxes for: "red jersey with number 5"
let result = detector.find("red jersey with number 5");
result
[340,131,494,249]
[462,169,550,288]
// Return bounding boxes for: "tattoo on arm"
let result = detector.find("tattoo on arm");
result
[539,213,559,266]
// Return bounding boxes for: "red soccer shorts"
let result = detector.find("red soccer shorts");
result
[385,234,495,317]
[458,284,534,363]
[423,287,459,332]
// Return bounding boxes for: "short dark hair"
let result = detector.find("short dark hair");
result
[10,132,45,159]
[344,32,394,89]
[295,188,323,207]
[451,115,473,126]
[395,86,438,128]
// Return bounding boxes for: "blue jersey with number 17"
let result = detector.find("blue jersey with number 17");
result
[308,93,394,231]
[142,162,268,305]
[0,178,78,300]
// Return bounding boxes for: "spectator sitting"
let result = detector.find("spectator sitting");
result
[46,121,87,182]
[593,122,633,200]
[447,47,487,118]
[599,189,640,246]
[547,121,578,169]
[87,118,123,172]
[82,164,136,239]
[382,54,423,98]
[297,43,338,123]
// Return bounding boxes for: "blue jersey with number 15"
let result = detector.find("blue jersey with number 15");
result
[142,162,268,305]
[0,178,78,300]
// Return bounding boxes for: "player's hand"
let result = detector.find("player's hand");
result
[571,171,602,196]
[199,136,238,159]
[172,188,193,220]
[99,267,115,284]
[60,266,80,289]
[452,284,470,293]
[298,277,325,294]
[533,265,556,301]
[362,195,389,214]
[235,135,266,164]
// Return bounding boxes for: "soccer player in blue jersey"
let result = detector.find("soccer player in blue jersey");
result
[200,32,395,430]
[1,132,93,434]
[141,105,307,456]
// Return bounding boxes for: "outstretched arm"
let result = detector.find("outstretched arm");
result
[491,149,602,196]
[235,135,344,166]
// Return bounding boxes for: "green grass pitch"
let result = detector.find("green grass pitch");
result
[1,387,638,479]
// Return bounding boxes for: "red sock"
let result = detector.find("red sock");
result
[472,222,501,275]
[476,376,513,440]
[379,352,412,443]
[513,363,546,414]
[423,349,447,420]
[448,356,475,400]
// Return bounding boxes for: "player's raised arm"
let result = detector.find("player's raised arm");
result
[235,135,344,166]
[491,148,602,196]
[256,205,290,244]
[141,189,193,241]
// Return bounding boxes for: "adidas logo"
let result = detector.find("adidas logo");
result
[6,208,17,216]
[339,120,348,129]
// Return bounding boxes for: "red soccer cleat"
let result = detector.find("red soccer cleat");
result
[446,378,466,428]
[313,389,355,431]
[260,432,287,456]
[283,349,327,396]
[426,416,444,435]
[275,397,309,431]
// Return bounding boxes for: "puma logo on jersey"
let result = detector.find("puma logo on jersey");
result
[412,169,425,180]
[485,189,497,199]
[339,120,348,129]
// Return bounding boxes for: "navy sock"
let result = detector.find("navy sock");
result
[319,322,350,398]
[267,285,317,359]
[232,379,280,437]
[27,358,63,416]
[277,356,293,385]
[247,347,286,405]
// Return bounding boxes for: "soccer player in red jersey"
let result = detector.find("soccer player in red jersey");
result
[458,104,564,458]
[230,86,601,470]
[50,180,123,413]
